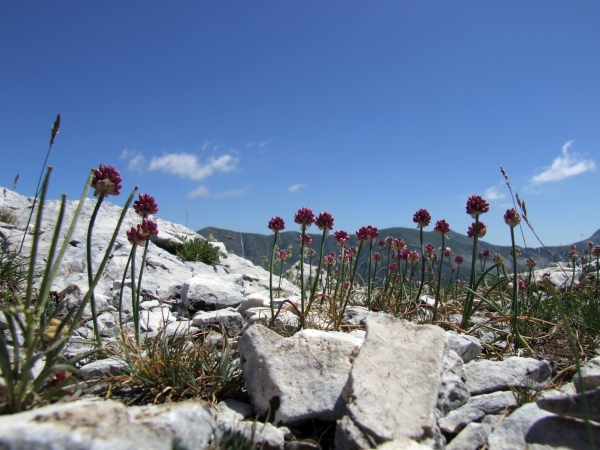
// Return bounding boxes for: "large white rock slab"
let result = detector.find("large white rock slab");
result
[465,357,552,395]
[237,324,362,425]
[445,331,482,364]
[181,273,246,311]
[537,387,600,421]
[192,309,245,337]
[573,355,600,392]
[342,314,447,445]
[0,399,215,450]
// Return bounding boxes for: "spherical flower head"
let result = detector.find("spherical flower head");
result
[504,209,521,227]
[391,252,399,261]
[466,195,490,218]
[306,248,315,257]
[407,251,421,265]
[388,263,398,272]
[298,234,313,246]
[425,243,435,255]
[378,239,386,249]
[323,254,336,267]
[393,238,406,251]
[367,225,380,241]
[517,278,526,293]
[570,244,577,251]
[334,230,350,246]
[467,221,487,238]
[444,248,454,258]
[349,246,358,256]
[482,250,491,258]
[492,253,503,265]
[526,258,536,269]
[477,251,484,261]
[509,247,522,257]
[268,216,286,234]
[343,281,350,290]
[127,225,147,246]
[276,249,288,261]
[356,226,372,242]
[592,245,600,257]
[399,248,410,261]
[454,255,464,265]
[432,252,438,262]
[294,207,315,229]
[384,236,395,247]
[413,209,431,228]
[568,249,580,261]
[372,252,382,262]
[92,164,122,197]
[134,193,159,217]
[434,219,450,235]
[588,241,594,249]
[451,267,456,273]
[315,211,334,231]
[140,218,158,237]
[338,251,351,265]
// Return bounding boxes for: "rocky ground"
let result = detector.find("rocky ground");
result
[0,187,599,450]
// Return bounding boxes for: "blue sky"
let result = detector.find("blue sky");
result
[1,1,598,247]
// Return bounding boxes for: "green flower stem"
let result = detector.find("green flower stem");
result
[135,238,150,331]
[595,255,599,302]
[461,217,480,329]
[310,228,328,303]
[333,248,346,306]
[337,242,364,329]
[268,233,278,328]
[455,265,461,301]
[278,259,284,292]
[414,228,426,304]
[510,226,533,355]
[366,239,374,310]
[86,192,106,347]
[299,226,307,328]
[397,261,408,305]
[118,249,134,328]
[433,234,446,321]
[130,244,139,346]
[570,259,577,290]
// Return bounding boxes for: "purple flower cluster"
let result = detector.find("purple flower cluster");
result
[294,207,315,228]
[268,216,286,233]
[434,219,450,235]
[315,211,334,230]
[592,246,600,257]
[356,225,379,242]
[388,263,398,272]
[134,193,159,217]
[298,234,313,246]
[372,252,382,262]
[425,243,435,255]
[334,230,350,246]
[92,164,122,197]
[454,255,464,265]
[466,195,490,218]
[443,248,454,258]
[504,208,521,227]
[127,225,147,246]
[407,250,420,265]
[467,221,487,238]
[413,209,431,228]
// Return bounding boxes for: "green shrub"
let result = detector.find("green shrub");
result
[177,237,220,265]
[0,243,28,304]
[0,207,18,226]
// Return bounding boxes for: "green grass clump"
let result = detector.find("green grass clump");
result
[0,244,28,304]
[0,207,18,226]
[177,237,220,265]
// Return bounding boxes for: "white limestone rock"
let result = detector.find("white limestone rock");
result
[573,355,600,392]
[445,331,482,363]
[192,309,245,337]
[465,357,552,395]
[181,273,246,311]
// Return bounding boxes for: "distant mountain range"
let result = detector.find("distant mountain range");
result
[198,226,600,277]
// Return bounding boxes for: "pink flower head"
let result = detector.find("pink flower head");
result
[334,230,350,245]
[510,247,522,257]
[444,248,454,258]
[434,219,450,235]
[526,258,536,269]
[407,250,421,265]
[477,251,484,261]
[399,248,410,261]
[276,249,288,261]
[127,225,147,246]
[384,236,395,247]
[139,218,158,237]
[413,209,431,228]
[306,248,316,256]
[343,281,350,290]
[372,252,382,262]
[592,245,600,257]
[368,226,380,241]
[391,252,399,261]
[425,243,435,255]
[356,226,372,242]
[454,255,464,265]
[432,252,438,262]
[388,263,398,272]
[323,253,336,267]
[467,221,487,238]
[268,216,286,233]
[504,209,521,227]
[393,238,406,251]
[315,211,334,231]
[134,193,159,217]
[482,249,491,258]
[568,249,580,261]
[338,250,351,265]
[92,164,122,197]
[451,267,456,273]
[492,253,503,264]
[570,244,577,251]
[378,239,386,249]
[298,234,313,246]
[349,246,358,257]
[294,207,315,228]
[587,241,594,249]
[466,195,490,218]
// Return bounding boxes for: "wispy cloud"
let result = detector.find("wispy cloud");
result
[245,139,273,149]
[186,184,251,199]
[531,141,596,184]
[485,186,505,201]
[119,148,147,173]
[288,183,306,193]
[149,153,237,181]
[201,140,216,151]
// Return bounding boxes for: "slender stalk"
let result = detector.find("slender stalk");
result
[414,228,426,303]
[86,192,106,347]
[118,249,134,328]
[299,227,307,328]
[433,234,445,320]
[461,217,480,329]
[337,242,364,328]
[595,255,599,302]
[366,239,374,310]
[268,233,278,328]
[310,228,328,302]
[130,244,139,346]
[135,239,150,326]
[510,226,533,355]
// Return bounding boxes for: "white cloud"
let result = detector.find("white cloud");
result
[531,141,596,184]
[245,139,273,149]
[484,186,505,201]
[187,185,210,198]
[149,153,237,181]
[214,185,252,198]
[201,140,216,151]
[288,184,306,193]
[119,148,147,173]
